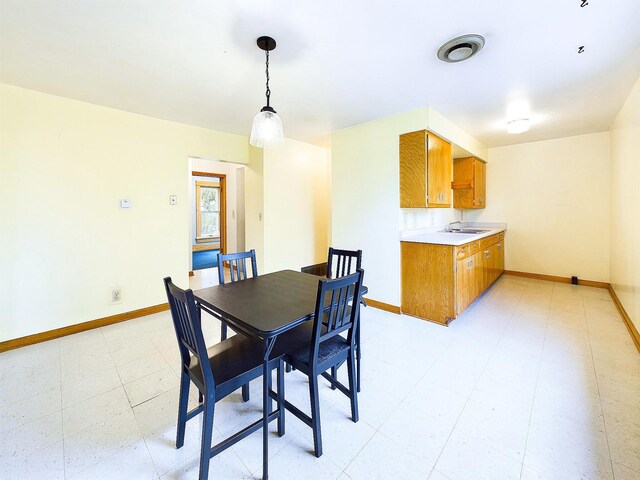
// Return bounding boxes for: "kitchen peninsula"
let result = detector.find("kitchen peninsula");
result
[401,223,506,325]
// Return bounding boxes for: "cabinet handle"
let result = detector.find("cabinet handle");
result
[497,243,502,249]
[485,250,491,258]
[467,259,473,270]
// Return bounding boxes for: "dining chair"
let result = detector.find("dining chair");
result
[217,249,258,341]
[163,277,284,480]
[326,247,364,392]
[326,247,362,279]
[279,269,364,457]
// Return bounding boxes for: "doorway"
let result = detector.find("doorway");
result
[188,157,246,288]
[191,171,226,279]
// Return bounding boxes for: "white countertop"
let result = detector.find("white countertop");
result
[400,222,507,246]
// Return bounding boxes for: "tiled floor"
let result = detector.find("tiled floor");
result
[1,273,639,479]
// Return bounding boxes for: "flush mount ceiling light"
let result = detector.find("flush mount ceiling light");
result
[507,118,530,134]
[249,36,284,148]
[437,34,485,63]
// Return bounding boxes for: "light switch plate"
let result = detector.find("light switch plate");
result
[119,198,131,209]
[169,195,177,205]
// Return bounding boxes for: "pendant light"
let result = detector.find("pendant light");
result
[249,36,284,148]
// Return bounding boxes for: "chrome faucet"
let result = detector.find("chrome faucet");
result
[445,221,462,232]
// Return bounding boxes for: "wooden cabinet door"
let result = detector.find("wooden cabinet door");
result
[401,242,455,324]
[400,131,428,207]
[456,256,475,315]
[495,240,505,276]
[426,132,452,207]
[474,160,486,207]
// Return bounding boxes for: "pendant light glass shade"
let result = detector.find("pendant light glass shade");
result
[250,108,284,148]
[250,36,284,148]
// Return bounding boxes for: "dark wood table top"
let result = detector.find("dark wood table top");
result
[194,270,321,337]
[193,269,367,338]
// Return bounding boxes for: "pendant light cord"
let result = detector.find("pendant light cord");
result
[265,49,271,108]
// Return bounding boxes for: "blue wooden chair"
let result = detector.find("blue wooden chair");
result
[327,247,364,393]
[163,277,284,480]
[215,249,259,402]
[217,249,258,341]
[327,247,362,280]
[278,269,364,457]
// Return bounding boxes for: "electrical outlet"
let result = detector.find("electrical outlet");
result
[111,287,122,303]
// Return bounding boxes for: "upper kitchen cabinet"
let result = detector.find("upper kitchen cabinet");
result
[452,156,486,209]
[399,130,452,208]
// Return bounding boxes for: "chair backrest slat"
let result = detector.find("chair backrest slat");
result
[309,269,364,367]
[164,277,216,391]
[218,249,258,285]
[327,247,362,279]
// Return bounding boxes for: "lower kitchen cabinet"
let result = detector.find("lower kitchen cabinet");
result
[401,232,505,325]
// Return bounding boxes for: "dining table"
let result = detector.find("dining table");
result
[193,269,367,479]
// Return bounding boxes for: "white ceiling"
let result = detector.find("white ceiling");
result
[1,1,639,148]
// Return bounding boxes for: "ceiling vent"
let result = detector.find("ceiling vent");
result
[437,34,485,63]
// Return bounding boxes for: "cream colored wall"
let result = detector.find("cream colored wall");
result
[466,132,611,282]
[331,107,486,306]
[610,76,640,331]
[262,138,330,273]
[245,147,265,273]
[427,107,488,160]
[0,84,250,342]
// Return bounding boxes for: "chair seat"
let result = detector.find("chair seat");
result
[274,321,349,370]
[189,334,267,392]
[289,335,350,367]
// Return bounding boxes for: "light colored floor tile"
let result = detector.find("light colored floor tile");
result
[345,431,433,480]
[133,386,200,437]
[601,397,640,471]
[379,400,453,466]
[455,392,531,462]
[3,276,638,479]
[0,362,61,404]
[62,386,131,438]
[69,438,157,479]
[144,419,203,476]
[524,421,614,480]
[435,429,522,480]
[335,380,404,430]
[596,367,640,409]
[109,338,161,366]
[232,427,294,475]
[117,351,171,385]
[0,386,61,434]
[404,380,469,427]
[252,432,341,480]
[60,350,117,385]
[124,366,180,407]
[0,411,63,468]
[428,469,452,480]
[61,366,122,408]
[2,439,65,480]
[63,408,142,478]
[612,461,640,480]
[288,399,376,471]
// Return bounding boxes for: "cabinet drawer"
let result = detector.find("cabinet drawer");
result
[455,241,480,260]
[479,233,501,250]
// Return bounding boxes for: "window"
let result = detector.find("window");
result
[196,181,220,240]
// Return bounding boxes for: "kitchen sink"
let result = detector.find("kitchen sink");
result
[440,228,490,234]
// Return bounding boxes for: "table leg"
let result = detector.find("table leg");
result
[262,337,276,480]
[262,358,269,480]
